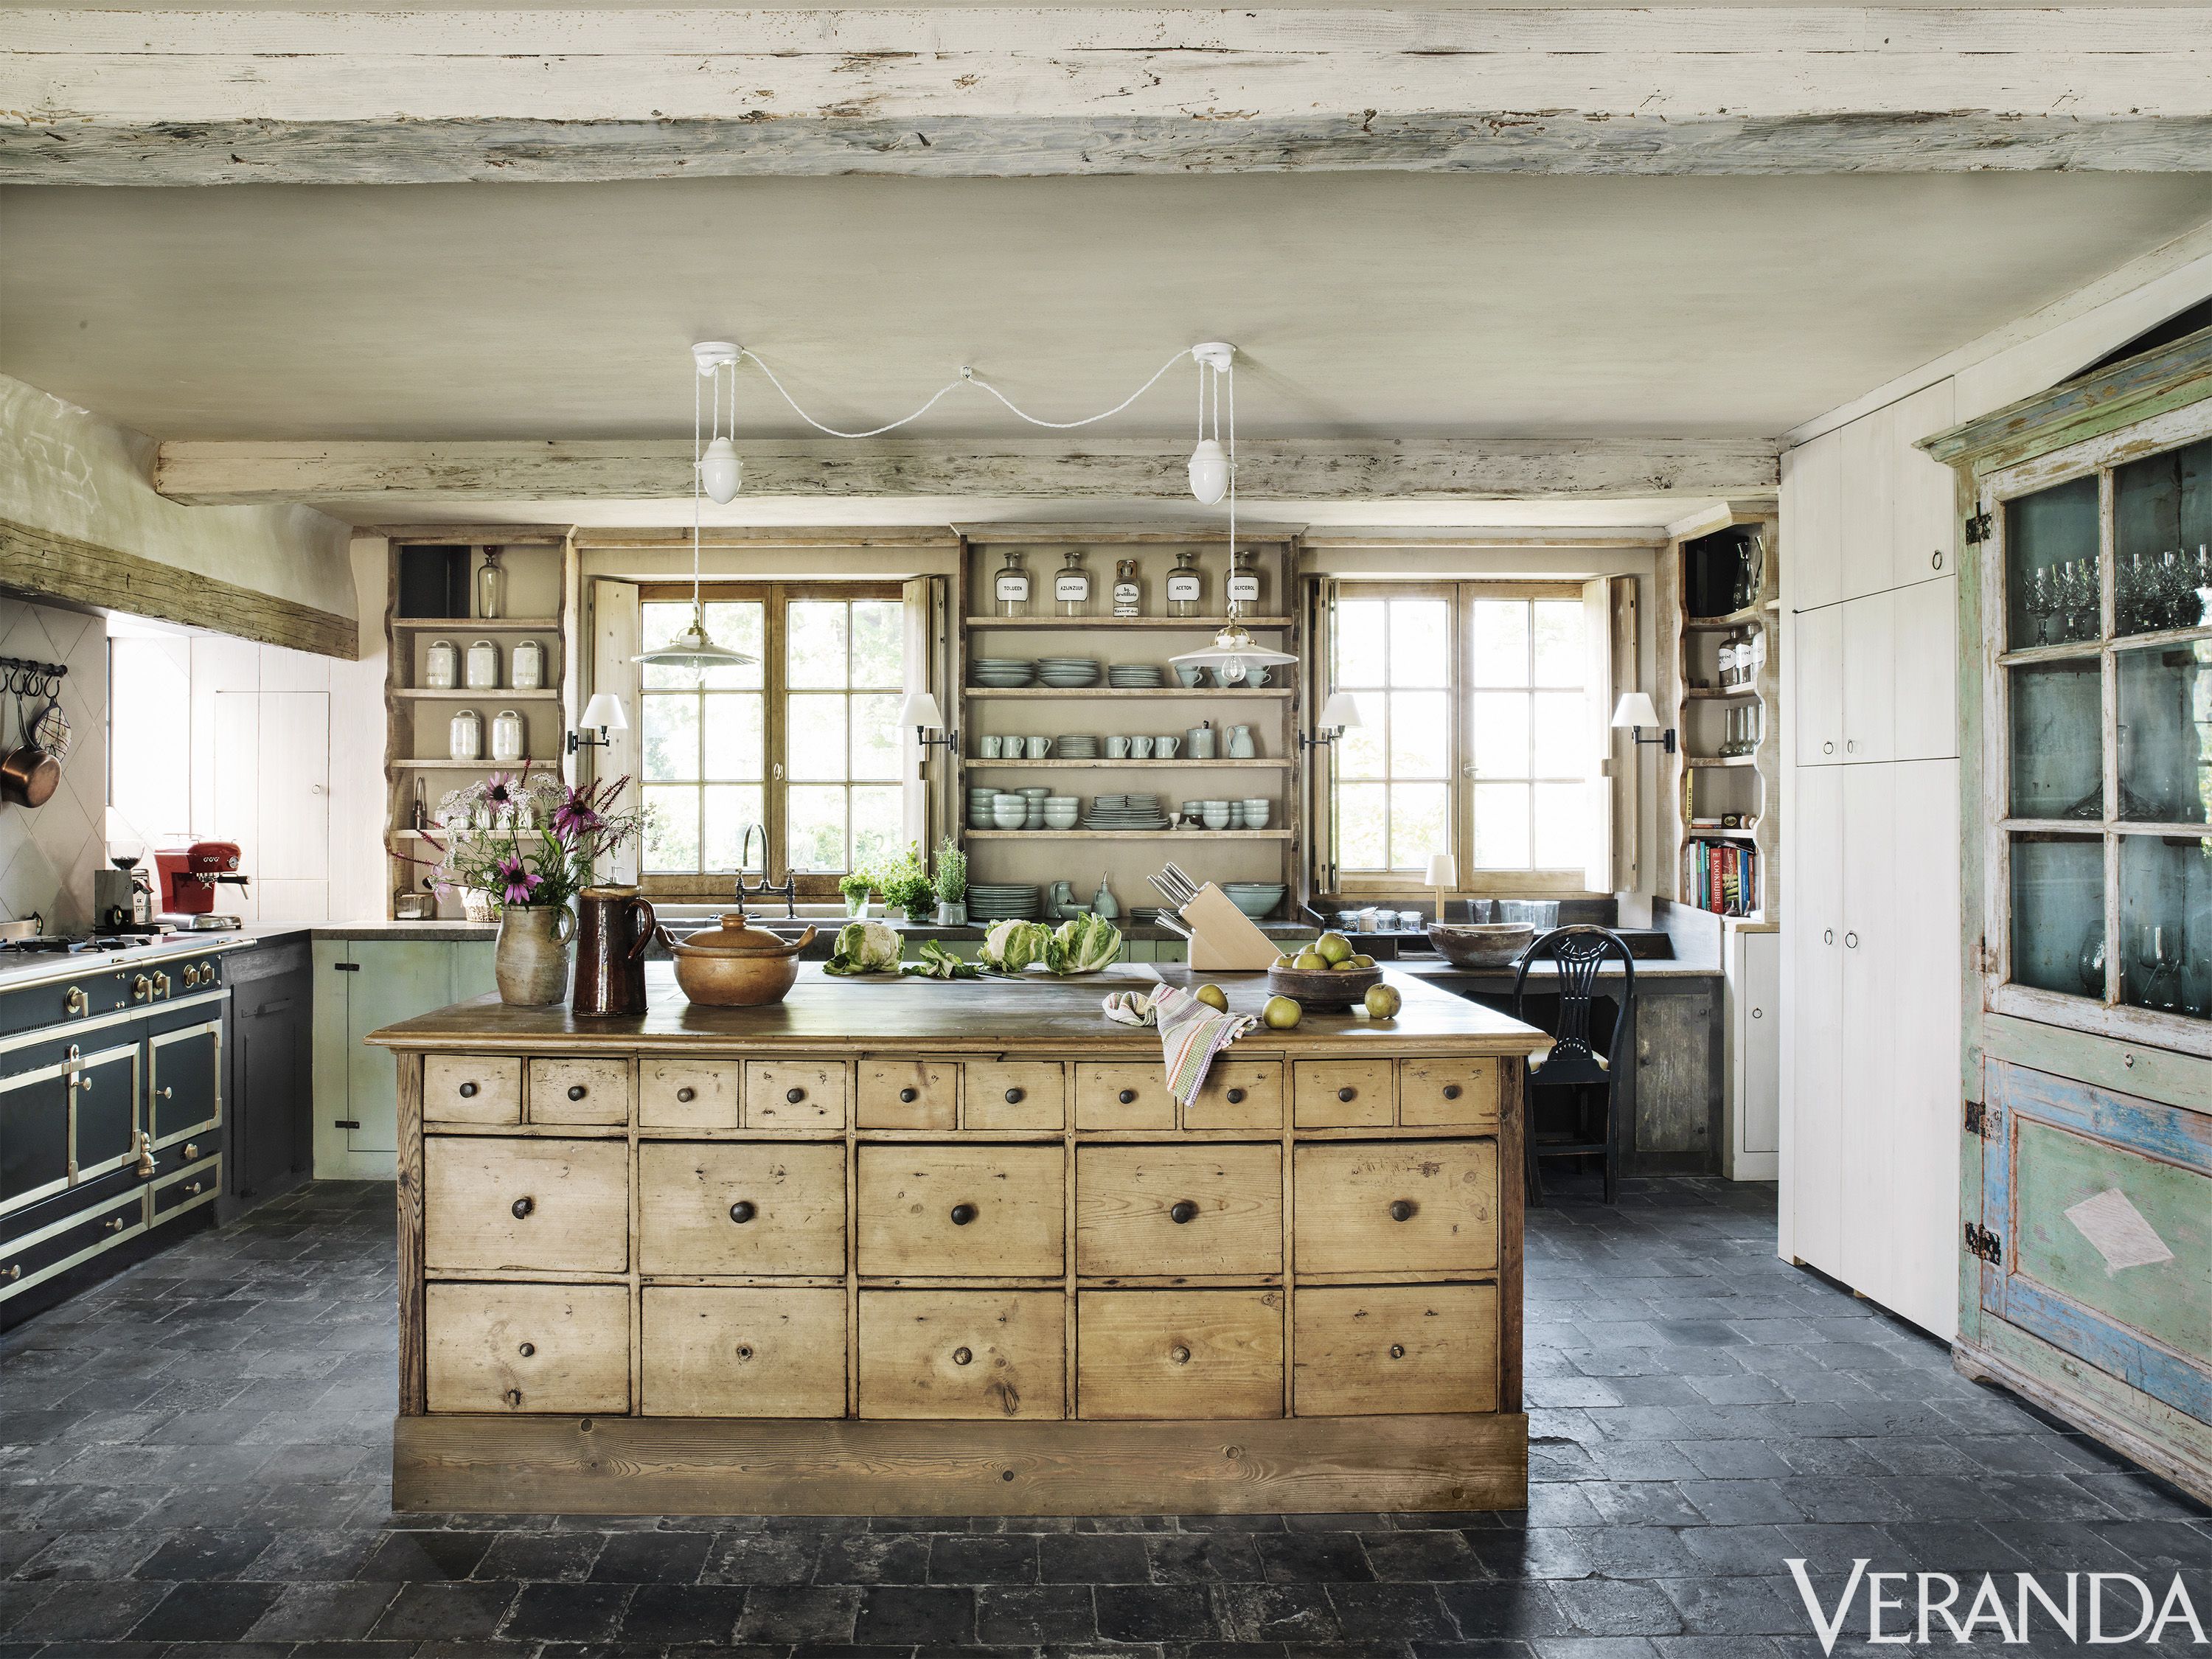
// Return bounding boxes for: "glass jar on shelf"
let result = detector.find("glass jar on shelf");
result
[1112,559,1143,617]
[993,549,1031,618]
[476,546,504,620]
[1227,548,1262,611]
[1054,549,1093,617]
[1166,550,1203,617]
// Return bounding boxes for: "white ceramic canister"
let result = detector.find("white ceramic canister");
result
[465,639,501,691]
[425,639,459,690]
[510,638,544,692]
[490,709,527,763]
[448,706,483,761]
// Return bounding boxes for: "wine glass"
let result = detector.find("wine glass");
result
[2023,565,2053,645]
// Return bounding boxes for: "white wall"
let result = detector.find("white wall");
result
[0,599,110,933]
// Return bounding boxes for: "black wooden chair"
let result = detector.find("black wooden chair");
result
[1512,925,1637,1206]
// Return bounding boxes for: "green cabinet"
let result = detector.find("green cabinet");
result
[313,937,495,1175]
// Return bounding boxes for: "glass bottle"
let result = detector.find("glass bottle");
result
[1112,558,1142,618]
[993,549,1031,618]
[1054,549,1093,617]
[1166,550,1203,618]
[476,546,504,619]
[1226,548,1262,611]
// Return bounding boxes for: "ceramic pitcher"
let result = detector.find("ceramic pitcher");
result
[571,886,658,1017]
[1186,723,1216,759]
[1227,725,1256,758]
[495,903,576,1006]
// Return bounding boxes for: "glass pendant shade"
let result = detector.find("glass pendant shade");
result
[1168,620,1298,673]
[634,608,757,671]
[699,437,742,504]
[1188,439,1230,505]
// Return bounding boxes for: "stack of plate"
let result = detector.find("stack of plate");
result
[1107,664,1164,688]
[968,883,1041,922]
[1037,657,1101,687]
[1082,792,1171,831]
[967,786,1001,830]
[1055,734,1099,759]
[973,657,1035,687]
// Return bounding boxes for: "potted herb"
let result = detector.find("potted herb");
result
[840,866,875,919]
[932,838,968,926]
[877,843,933,922]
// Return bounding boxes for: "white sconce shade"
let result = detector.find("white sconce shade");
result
[580,692,628,733]
[698,436,742,504]
[1610,692,1661,730]
[900,692,945,731]
[1317,692,1365,731]
[1425,853,1458,889]
[1188,438,1229,505]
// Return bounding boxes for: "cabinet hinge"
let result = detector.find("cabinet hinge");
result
[333,1119,361,1130]
[1964,1099,1987,1138]
[1964,1222,2003,1265]
[1964,509,1994,545]
[333,961,361,972]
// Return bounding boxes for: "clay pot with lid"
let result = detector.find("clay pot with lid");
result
[663,905,817,1006]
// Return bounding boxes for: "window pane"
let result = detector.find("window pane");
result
[2116,639,2211,824]
[850,601,905,689]
[703,785,766,871]
[640,604,694,691]
[1532,782,1585,871]
[850,693,902,782]
[641,784,700,872]
[1390,600,1450,687]
[1472,782,1531,868]
[1336,600,1387,686]
[1389,690,1450,776]
[701,602,765,689]
[1532,601,1582,688]
[2117,832,2211,1017]
[2008,835,2104,997]
[641,695,700,783]
[1531,692,1585,778]
[1470,691,1530,779]
[787,695,848,782]
[2008,659,2102,818]
[787,600,848,689]
[701,692,764,781]
[1337,783,1388,869]
[1471,600,1528,688]
[787,786,848,872]
[850,787,904,872]
[1388,783,1449,871]
[1338,718,1387,781]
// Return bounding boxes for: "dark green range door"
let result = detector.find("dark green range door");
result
[71,1041,142,1181]
[149,1020,222,1147]
[0,1060,70,1210]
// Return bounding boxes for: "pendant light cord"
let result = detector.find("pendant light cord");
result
[736,346,1194,440]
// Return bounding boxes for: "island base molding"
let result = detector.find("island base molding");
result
[392,1411,1530,1517]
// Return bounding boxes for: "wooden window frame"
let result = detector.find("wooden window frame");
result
[637,580,902,902]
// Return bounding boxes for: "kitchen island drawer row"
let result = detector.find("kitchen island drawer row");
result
[375,964,1547,1515]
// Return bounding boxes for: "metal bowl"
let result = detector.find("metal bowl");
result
[1266,962,1383,1011]
[1425,922,1537,969]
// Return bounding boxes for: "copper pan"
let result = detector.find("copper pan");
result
[0,683,59,809]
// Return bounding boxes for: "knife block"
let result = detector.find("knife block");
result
[1180,883,1282,972]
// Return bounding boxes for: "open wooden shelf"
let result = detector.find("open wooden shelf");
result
[966,686,1291,700]
[1683,686,1759,701]
[965,829,1293,841]
[1683,605,1768,631]
[393,616,561,631]
[1685,754,1761,770]
[965,757,1291,770]
[394,758,547,769]
[393,688,561,702]
[964,616,1293,630]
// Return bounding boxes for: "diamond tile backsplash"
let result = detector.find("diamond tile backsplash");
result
[0,599,108,933]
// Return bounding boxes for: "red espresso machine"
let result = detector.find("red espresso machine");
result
[155,841,251,930]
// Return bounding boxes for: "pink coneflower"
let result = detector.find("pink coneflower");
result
[491,854,541,906]
[484,772,520,810]
[552,783,604,844]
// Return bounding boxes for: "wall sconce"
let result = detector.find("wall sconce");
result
[1299,692,1365,753]
[900,692,957,759]
[1610,691,1676,754]
[566,692,628,756]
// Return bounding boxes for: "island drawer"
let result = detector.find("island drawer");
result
[424,1137,630,1274]
[745,1060,846,1130]
[857,1060,958,1130]
[1074,1144,1282,1278]
[858,1289,1064,1419]
[1293,1142,1498,1276]
[1292,1060,1394,1128]
[1074,1063,1178,1131]
[1399,1059,1500,1127]
[642,1286,846,1416]
[639,1142,846,1276]
[529,1057,630,1126]
[964,1062,1065,1130]
[855,1146,1065,1276]
[1292,1284,1498,1415]
[423,1055,521,1125]
[641,1060,740,1130]
[1183,1061,1284,1130]
[1077,1290,1283,1419]
[425,1281,630,1414]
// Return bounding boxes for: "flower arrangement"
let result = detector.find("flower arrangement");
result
[415,765,648,913]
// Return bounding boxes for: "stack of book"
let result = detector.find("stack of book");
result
[1683,838,1760,917]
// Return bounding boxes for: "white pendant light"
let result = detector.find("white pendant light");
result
[1188,438,1228,506]
[636,342,757,675]
[1171,341,1301,679]
[699,435,741,504]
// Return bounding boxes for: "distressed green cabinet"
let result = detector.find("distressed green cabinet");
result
[1927,324,2212,1503]
[312,937,496,1175]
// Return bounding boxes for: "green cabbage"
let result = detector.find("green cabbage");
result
[902,939,981,980]
[978,919,1049,973]
[824,919,903,975]
[1046,913,1123,975]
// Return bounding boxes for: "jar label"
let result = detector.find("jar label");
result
[1053,575,1091,602]
[1226,574,1259,604]
[995,574,1029,602]
[1166,574,1202,602]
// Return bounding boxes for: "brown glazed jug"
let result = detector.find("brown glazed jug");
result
[571,886,658,1017]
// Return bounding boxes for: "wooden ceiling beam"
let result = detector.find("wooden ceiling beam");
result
[153,437,1781,506]
[8,8,2211,184]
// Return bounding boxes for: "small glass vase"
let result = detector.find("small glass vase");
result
[495,903,576,1006]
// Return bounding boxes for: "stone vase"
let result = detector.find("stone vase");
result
[495,903,576,1006]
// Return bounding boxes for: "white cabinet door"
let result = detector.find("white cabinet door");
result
[1838,413,1894,602]
[1891,575,1958,762]
[1885,379,1958,590]
[1888,757,1963,1339]
[1784,431,1843,612]
[1838,762,1900,1307]
[1784,764,1844,1273]
[1840,591,1896,763]
[1794,605,1843,767]
[1731,927,1781,1168]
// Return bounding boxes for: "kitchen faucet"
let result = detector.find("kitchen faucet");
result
[735,822,798,919]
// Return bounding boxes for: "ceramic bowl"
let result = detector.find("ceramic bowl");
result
[1425,922,1537,968]
[1266,962,1384,1011]
[991,799,1028,829]
[1201,806,1231,830]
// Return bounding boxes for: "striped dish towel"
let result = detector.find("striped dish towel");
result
[1101,984,1259,1105]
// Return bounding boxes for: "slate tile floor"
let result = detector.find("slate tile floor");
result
[2,1178,2204,1657]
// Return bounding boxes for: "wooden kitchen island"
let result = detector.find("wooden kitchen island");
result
[369,962,1548,1516]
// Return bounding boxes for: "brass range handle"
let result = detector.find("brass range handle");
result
[1388,1200,1417,1222]
[1169,1200,1199,1225]
[949,1203,978,1226]
[728,1200,757,1224]
[182,1143,201,1161]
[133,1133,155,1178]
[151,971,170,999]
[64,985,88,1018]
[157,1086,174,1102]
[511,1196,535,1220]
[183,965,201,990]
[131,975,153,1004]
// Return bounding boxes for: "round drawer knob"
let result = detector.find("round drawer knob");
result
[505,1388,523,1408]
[1169,1346,1191,1365]
[1338,1087,1357,1103]
[736,1344,755,1361]
[1004,1087,1023,1105]
[184,1181,203,1197]
[158,1087,174,1101]
[183,1143,201,1161]
[1389,1343,1406,1360]
[1389,1199,1416,1222]
[518,1342,535,1357]
[567,1085,587,1101]
[1225,1088,1245,1104]
[1169,1200,1199,1225]
[728,1200,756,1225]
[1441,1084,1462,1101]
[511,1196,535,1220]
[676,1086,696,1102]
[900,1087,919,1104]
[785,1086,806,1104]
[952,1346,973,1366]
[1118,1088,1136,1105]
[950,1203,978,1226]
[458,1082,479,1099]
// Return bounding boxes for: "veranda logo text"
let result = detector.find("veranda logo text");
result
[1787,1559,2208,1651]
